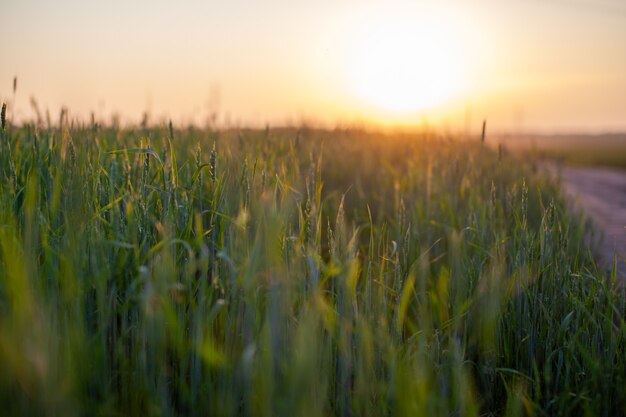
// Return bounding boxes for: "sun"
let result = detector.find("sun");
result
[344,6,466,114]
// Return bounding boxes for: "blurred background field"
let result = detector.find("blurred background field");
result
[502,133,626,169]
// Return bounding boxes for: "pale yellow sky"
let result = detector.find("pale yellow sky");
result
[1,0,625,132]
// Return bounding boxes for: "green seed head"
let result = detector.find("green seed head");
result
[209,142,217,181]
[195,143,201,168]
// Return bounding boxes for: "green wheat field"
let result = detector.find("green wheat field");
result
[0,107,624,416]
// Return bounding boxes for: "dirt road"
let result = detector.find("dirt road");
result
[553,165,626,279]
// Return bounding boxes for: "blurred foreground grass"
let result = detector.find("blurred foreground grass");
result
[0,120,624,416]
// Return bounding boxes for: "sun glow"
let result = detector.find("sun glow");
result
[343,6,467,114]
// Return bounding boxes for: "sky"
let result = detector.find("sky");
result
[1,0,625,133]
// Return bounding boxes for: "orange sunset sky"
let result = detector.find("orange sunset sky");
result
[1,0,625,133]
